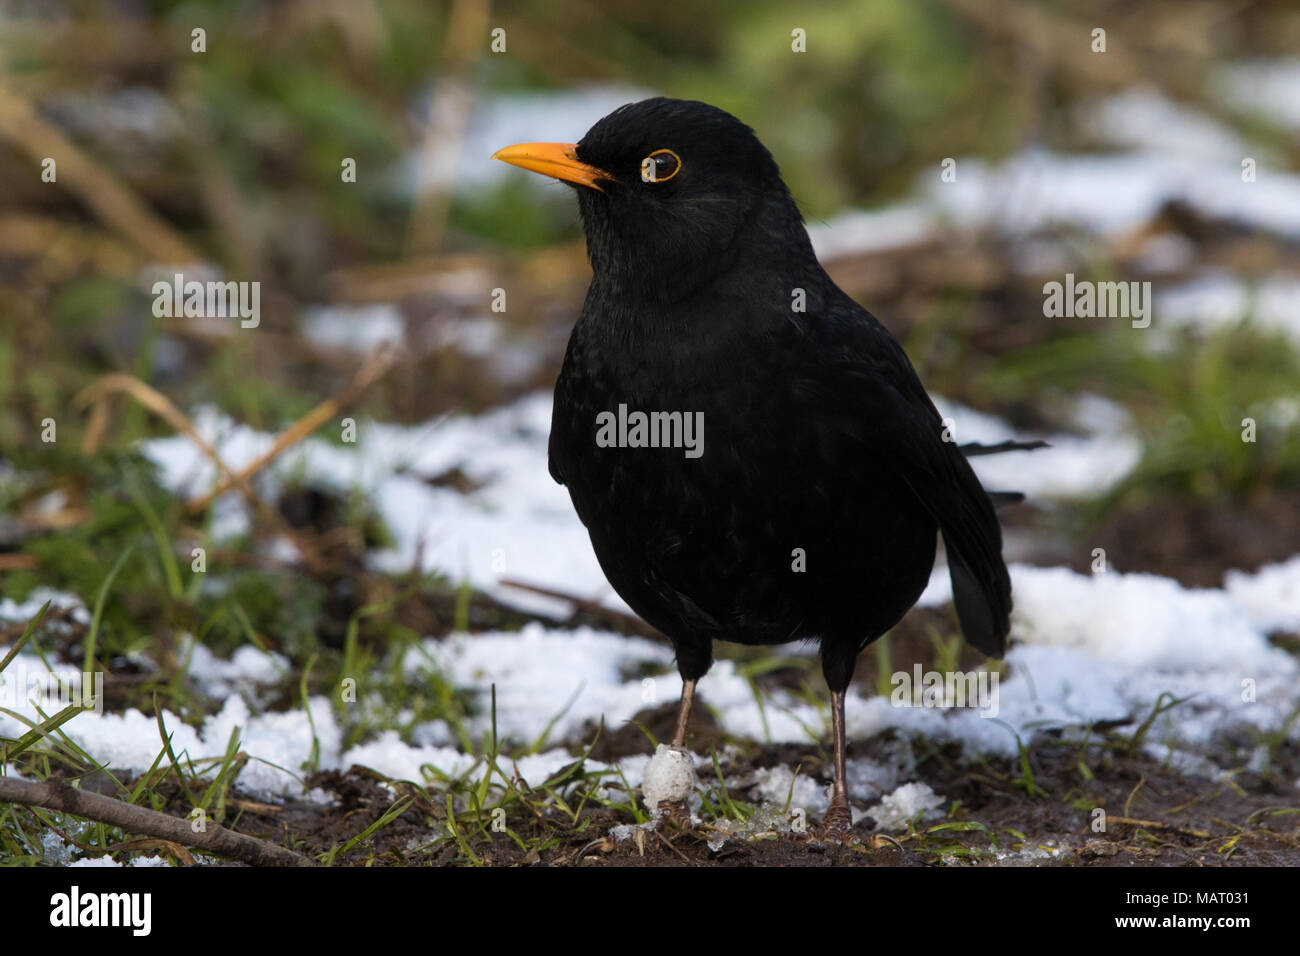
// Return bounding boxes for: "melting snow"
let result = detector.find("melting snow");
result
[139,389,1142,626]
[2,553,1296,804]
[0,391,1240,802]
[1216,58,1300,133]
[301,304,404,353]
[870,782,945,832]
[934,394,1141,500]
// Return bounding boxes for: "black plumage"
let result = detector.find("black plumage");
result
[494,98,1016,835]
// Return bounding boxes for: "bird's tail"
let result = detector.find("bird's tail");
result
[960,439,1048,510]
[958,439,1049,457]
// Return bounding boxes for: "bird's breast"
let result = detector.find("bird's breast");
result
[553,318,856,549]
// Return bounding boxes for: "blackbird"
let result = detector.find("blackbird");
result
[494,98,1015,836]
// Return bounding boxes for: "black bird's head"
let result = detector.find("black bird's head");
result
[493,98,810,301]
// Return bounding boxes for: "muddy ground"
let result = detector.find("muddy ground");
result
[199,721,1300,867]
[18,479,1300,868]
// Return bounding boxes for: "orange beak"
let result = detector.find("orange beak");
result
[491,142,613,191]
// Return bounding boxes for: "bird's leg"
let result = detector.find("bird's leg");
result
[670,678,696,748]
[819,689,854,840]
[647,679,697,827]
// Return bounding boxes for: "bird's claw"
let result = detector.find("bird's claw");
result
[813,802,857,845]
[654,799,692,829]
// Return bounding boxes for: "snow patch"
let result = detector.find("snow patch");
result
[870,782,945,832]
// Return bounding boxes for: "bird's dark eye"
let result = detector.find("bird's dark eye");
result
[640,149,681,184]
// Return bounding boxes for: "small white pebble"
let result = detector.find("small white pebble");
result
[641,744,696,812]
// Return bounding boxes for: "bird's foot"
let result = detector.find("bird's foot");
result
[654,799,693,830]
[813,801,857,845]
[642,743,697,826]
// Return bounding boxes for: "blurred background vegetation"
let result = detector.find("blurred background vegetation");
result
[2,0,1299,714]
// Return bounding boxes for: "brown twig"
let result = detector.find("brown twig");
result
[0,776,316,866]
[75,373,210,458]
[184,345,396,514]
[1106,816,1211,839]
[497,577,659,638]
[71,373,332,573]
[0,82,199,264]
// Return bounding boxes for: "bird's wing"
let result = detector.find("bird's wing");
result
[958,439,1049,457]
[825,324,1012,658]
[959,439,1050,508]
[547,374,575,489]
[895,423,1012,658]
[547,367,608,530]
[546,430,566,486]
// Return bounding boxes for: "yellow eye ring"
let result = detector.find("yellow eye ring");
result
[640,149,682,183]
